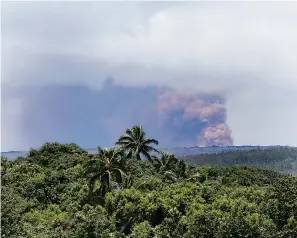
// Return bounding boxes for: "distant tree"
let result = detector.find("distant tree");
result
[26,142,88,170]
[116,125,159,161]
[152,152,177,173]
[152,152,188,182]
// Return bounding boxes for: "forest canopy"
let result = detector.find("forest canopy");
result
[1,125,297,237]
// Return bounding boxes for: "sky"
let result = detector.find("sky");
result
[1,1,297,151]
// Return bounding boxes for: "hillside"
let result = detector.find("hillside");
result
[1,126,297,237]
[164,145,289,157]
[181,147,297,174]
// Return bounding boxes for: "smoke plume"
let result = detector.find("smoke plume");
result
[198,124,233,147]
[157,89,233,147]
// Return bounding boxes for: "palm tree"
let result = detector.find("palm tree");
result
[86,146,126,199]
[116,125,159,161]
[152,152,177,173]
[152,152,188,182]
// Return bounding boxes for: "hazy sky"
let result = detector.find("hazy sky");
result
[2,1,297,151]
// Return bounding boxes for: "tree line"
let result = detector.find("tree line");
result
[183,147,297,173]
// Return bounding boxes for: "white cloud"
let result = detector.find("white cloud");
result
[2,1,297,148]
[97,2,297,90]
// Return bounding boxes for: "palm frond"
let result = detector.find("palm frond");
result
[146,146,160,154]
[144,138,159,146]
[142,149,153,162]
[116,135,134,143]
[113,168,126,183]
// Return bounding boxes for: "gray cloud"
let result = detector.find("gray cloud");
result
[1,1,297,150]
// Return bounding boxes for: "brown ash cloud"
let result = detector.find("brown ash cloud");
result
[198,124,233,147]
[157,89,233,147]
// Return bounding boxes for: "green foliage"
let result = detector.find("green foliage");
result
[25,142,88,170]
[2,127,297,237]
[21,204,70,237]
[1,186,34,237]
[128,221,154,238]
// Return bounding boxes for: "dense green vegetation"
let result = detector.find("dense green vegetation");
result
[1,125,297,237]
[183,147,297,173]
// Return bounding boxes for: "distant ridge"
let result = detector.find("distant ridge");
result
[1,145,294,160]
[160,145,292,157]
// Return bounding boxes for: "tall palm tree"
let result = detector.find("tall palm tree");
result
[116,125,159,161]
[86,146,126,198]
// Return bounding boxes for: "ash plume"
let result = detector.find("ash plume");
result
[198,124,233,147]
[157,89,233,147]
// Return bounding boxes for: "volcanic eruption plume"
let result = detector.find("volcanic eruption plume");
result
[157,89,233,147]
